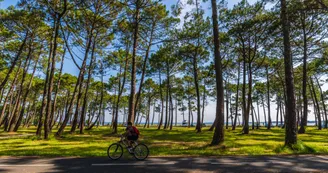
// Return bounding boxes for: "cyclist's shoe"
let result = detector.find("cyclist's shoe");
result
[127,146,134,154]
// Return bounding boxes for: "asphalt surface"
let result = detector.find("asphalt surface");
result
[0,155,328,173]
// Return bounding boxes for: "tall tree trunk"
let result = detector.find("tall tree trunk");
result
[299,11,308,134]
[225,80,229,129]
[134,20,156,119]
[315,76,328,128]
[113,45,129,133]
[233,61,241,130]
[0,61,22,123]
[151,101,156,126]
[49,48,66,131]
[256,100,260,129]
[56,30,92,137]
[243,62,252,134]
[8,46,33,132]
[276,99,280,127]
[14,51,41,131]
[36,27,55,137]
[193,55,201,132]
[164,62,170,129]
[45,11,66,139]
[281,0,297,146]
[128,0,140,124]
[280,101,283,126]
[310,77,322,130]
[70,31,93,134]
[169,85,173,130]
[242,50,247,133]
[261,97,267,127]
[79,36,96,134]
[157,71,164,130]
[266,65,271,129]
[211,0,224,145]
[202,84,206,125]
[86,68,104,131]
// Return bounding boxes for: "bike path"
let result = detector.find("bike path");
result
[0,155,328,172]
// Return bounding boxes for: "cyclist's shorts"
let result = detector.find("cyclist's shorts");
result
[127,135,139,141]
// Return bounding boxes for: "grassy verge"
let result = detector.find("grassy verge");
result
[0,126,327,157]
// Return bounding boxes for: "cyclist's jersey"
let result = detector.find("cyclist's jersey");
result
[126,126,138,136]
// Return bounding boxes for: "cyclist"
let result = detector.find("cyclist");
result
[124,122,139,150]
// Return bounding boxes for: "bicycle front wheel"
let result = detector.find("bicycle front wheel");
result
[133,144,149,160]
[107,143,123,160]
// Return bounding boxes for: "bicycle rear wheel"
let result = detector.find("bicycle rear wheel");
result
[133,144,149,160]
[107,143,123,160]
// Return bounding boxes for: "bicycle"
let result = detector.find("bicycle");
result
[107,135,149,161]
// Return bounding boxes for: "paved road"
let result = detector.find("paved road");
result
[0,155,328,173]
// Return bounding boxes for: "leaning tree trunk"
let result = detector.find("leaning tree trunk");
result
[14,51,41,131]
[134,20,155,119]
[56,31,91,137]
[0,60,22,124]
[315,76,328,128]
[86,78,103,131]
[310,77,322,130]
[79,35,97,134]
[70,31,94,134]
[8,46,33,132]
[0,32,28,92]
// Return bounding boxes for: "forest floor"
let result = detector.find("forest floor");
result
[0,126,327,157]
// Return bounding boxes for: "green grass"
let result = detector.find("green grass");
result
[0,126,327,157]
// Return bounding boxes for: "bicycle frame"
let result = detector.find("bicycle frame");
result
[119,135,138,149]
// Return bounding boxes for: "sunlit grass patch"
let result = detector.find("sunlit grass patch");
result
[0,126,327,157]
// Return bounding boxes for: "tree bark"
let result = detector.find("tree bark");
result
[299,11,308,134]
[310,77,322,130]
[56,31,92,137]
[49,47,66,131]
[79,36,96,134]
[233,61,241,130]
[113,44,129,133]
[315,76,328,128]
[70,30,93,134]
[134,20,156,119]
[225,80,229,129]
[211,0,224,145]
[14,50,41,131]
[157,71,164,130]
[266,65,271,129]
[0,60,22,124]
[281,0,297,146]
[128,0,140,124]
[8,45,33,132]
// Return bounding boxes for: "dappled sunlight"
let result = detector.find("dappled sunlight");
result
[0,126,327,156]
